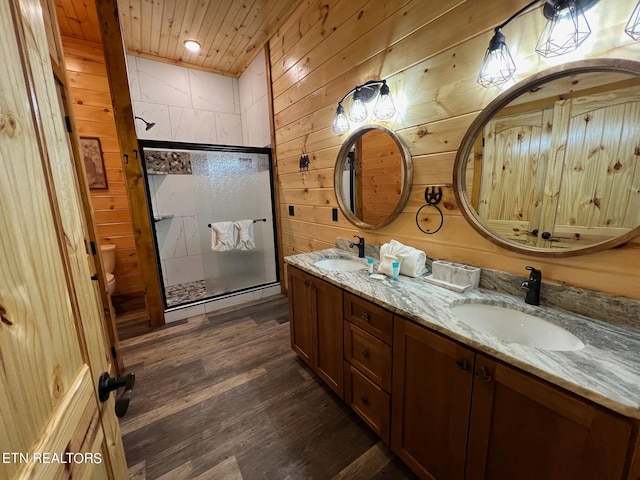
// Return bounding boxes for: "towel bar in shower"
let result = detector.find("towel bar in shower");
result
[207,218,267,228]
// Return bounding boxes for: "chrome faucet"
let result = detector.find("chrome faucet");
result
[521,266,542,306]
[349,235,366,258]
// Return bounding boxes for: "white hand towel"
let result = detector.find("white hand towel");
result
[210,221,235,251]
[234,219,256,250]
[380,239,427,277]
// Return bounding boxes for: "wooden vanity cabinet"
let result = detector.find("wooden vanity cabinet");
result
[466,354,634,480]
[344,321,392,391]
[288,267,638,480]
[392,315,637,480]
[343,292,394,344]
[288,266,343,398]
[344,362,391,442]
[391,316,475,479]
[343,293,394,442]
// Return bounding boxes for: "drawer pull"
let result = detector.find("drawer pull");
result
[361,312,370,322]
[455,359,469,372]
[475,366,493,383]
[360,395,369,405]
[361,349,370,359]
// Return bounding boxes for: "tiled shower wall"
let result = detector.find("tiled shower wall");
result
[239,50,271,148]
[126,51,270,147]
[147,168,200,289]
[126,51,272,291]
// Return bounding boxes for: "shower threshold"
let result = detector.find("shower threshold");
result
[165,279,280,310]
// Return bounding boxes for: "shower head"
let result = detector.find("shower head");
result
[135,116,156,131]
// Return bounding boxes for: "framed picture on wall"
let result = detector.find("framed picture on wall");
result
[80,137,108,189]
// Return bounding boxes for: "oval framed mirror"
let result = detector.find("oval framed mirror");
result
[334,124,413,230]
[454,59,640,257]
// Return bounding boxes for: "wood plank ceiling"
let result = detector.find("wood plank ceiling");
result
[55,0,302,77]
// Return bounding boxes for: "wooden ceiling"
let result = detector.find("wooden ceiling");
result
[55,0,302,77]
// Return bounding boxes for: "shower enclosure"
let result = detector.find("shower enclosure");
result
[139,140,279,309]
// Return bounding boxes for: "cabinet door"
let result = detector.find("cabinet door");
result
[391,317,475,480]
[466,355,634,480]
[288,266,314,366]
[313,276,344,398]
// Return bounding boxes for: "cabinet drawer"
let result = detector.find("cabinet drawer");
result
[343,292,393,344]
[344,362,390,444]
[344,321,392,392]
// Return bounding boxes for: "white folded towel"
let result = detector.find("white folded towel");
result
[210,221,235,251]
[234,219,255,250]
[380,239,427,277]
[378,253,402,278]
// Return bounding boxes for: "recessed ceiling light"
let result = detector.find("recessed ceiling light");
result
[184,40,201,53]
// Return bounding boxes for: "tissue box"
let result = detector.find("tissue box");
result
[426,261,481,292]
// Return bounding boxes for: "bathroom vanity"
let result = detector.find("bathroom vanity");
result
[285,249,640,480]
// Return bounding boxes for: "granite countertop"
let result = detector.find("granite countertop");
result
[285,248,640,420]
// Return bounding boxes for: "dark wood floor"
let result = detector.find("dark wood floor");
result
[112,293,154,340]
[119,295,417,480]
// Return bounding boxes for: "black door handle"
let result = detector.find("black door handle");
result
[98,372,135,418]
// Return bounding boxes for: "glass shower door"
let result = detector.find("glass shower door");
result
[192,149,278,298]
[141,141,278,309]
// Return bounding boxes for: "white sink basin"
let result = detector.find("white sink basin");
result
[314,258,367,272]
[450,303,585,351]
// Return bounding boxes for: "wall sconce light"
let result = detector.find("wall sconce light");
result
[135,116,156,131]
[299,154,310,172]
[478,0,599,88]
[535,0,596,57]
[332,80,396,135]
[626,1,640,39]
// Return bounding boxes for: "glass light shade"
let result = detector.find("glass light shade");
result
[348,90,368,123]
[626,1,640,40]
[477,30,517,88]
[535,0,591,57]
[373,83,396,120]
[184,40,201,52]
[332,104,349,134]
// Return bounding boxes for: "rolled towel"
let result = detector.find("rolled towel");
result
[398,248,427,277]
[381,239,426,277]
[210,221,235,251]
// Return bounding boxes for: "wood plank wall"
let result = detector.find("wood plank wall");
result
[62,35,144,295]
[269,0,640,299]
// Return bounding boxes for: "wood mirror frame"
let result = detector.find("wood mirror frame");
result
[453,59,640,257]
[334,124,413,230]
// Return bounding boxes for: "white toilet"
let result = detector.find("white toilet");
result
[100,243,117,296]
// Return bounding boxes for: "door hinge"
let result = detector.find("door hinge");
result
[110,346,117,359]
[64,115,72,133]
[91,274,99,281]
[90,240,97,255]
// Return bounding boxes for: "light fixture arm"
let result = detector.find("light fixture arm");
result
[496,0,546,31]
[332,79,395,134]
[336,79,388,107]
